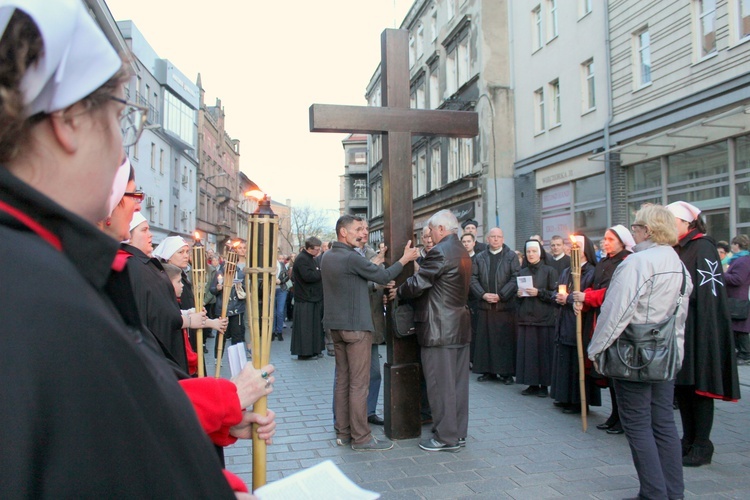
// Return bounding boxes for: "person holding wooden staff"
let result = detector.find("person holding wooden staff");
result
[550,235,600,415]
[0,1,250,495]
[210,241,246,370]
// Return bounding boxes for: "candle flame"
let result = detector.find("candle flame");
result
[194,231,201,240]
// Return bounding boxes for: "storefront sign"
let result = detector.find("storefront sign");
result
[536,156,604,189]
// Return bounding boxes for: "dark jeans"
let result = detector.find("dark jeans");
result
[215,313,245,359]
[735,331,750,360]
[614,378,684,500]
[367,343,382,416]
[273,287,287,334]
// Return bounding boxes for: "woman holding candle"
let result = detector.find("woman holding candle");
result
[550,235,600,413]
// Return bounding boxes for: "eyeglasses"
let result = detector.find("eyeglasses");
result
[123,190,145,202]
[110,96,148,148]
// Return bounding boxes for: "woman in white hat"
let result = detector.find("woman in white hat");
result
[571,225,635,435]
[0,1,240,496]
[666,201,740,467]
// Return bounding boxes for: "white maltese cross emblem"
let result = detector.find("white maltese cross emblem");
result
[696,258,724,297]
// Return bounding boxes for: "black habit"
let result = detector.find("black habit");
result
[291,249,324,356]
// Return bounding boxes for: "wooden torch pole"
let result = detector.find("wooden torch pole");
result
[570,235,587,432]
[215,246,239,378]
[248,195,278,492]
[191,233,206,377]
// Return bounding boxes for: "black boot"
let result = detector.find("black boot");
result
[681,437,693,457]
[683,439,713,467]
[596,413,619,430]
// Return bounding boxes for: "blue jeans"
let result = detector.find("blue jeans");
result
[273,287,287,334]
[614,378,684,500]
[367,344,382,416]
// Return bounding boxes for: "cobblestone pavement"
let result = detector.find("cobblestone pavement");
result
[209,325,750,499]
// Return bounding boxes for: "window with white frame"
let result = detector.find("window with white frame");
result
[429,66,440,109]
[371,134,382,165]
[431,8,438,42]
[696,0,717,57]
[370,180,382,216]
[409,34,416,68]
[549,79,561,126]
[582,59,595,111]
[418,149,427,196]
[448,138,459,182]
[446,31,471,96]
[447,0,456,19]
[547,0,558,40]
[634,27,652,87]
[534,88,545,133]
[417,81,425,109]
[412,154,418,197]
[532,5,543,51]
[430,143,441,190]
[580,0,592,17]
[417,24,424,59]
[353,179,367,199]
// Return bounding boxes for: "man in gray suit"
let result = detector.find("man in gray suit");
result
[391,209,472,452]
[322,215,418,451]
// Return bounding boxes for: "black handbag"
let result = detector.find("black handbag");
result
[598,269,686,383]
[388,296,416,338]
[727,297,750,320]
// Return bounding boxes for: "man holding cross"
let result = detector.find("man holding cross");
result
[321,215,419,451]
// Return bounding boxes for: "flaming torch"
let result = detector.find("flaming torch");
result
[215,240,240,378]
[191,231,206,377]
[570,234,587,432]
[246,194,278,491]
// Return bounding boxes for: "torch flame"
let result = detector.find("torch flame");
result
[194,231,201,241]
[232,240,241,248]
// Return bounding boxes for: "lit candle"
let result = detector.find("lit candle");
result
[558,285,566,294]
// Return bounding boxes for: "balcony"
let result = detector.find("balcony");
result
[215,186,231,204]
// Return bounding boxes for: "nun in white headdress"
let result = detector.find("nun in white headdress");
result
[0,1,239,496]
[515,239,559,397]
[571,224,635,434]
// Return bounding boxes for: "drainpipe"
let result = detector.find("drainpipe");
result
[603,1,614,226]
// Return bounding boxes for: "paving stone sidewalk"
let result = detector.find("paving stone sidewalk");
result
[209,326,750,499]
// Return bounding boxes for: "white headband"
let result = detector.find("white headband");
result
[153,236,188,262]
[0,0,122,117]
[666,201,701,223]
[525,240,541,252]
[129,211,147,233]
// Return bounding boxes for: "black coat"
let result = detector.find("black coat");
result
[470,244,520,311]
[674,230,740,400]
[122,243,187,372]
[545,253,571,277]
[517,262,558,326]
[0,168,233,498]
[293,249,323,303]
[399,233,472,347]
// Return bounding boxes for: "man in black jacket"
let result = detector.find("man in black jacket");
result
[394,210,472,452]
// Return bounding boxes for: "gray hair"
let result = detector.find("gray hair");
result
[428,209,459,233]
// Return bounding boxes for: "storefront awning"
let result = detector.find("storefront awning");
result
[589,104,750,166]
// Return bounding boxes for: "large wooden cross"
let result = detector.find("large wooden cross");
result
[310,29,477,439]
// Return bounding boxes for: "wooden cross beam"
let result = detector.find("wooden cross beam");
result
[309,28,478,440]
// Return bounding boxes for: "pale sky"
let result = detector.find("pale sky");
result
[105,0,414,214]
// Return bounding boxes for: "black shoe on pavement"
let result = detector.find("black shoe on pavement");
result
[606,421,624,434]
[367,414,385,425]
[521,386,539,396]
[418,438,460,452]
[537,386,549,398]
[477,374,498,382]
[597,414,619,430]
[502,376,515,385]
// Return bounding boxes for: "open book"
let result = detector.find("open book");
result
[255,460,379,499]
